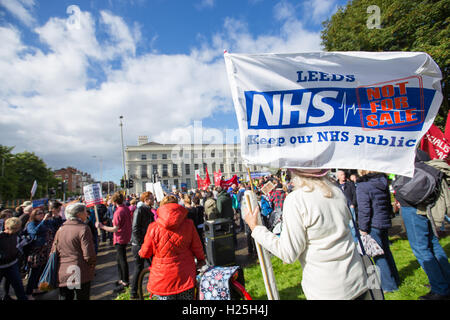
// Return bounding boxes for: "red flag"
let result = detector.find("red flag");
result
[196,170,211,191]
[445,112,450,143]
[420,124,450,163]
[214,170,222,186]
[204,166,211,185]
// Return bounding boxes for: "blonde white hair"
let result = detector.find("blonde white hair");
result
[291,172,334,198]
[65,203,86,220]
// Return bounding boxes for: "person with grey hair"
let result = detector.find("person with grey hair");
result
[51,203,96,300]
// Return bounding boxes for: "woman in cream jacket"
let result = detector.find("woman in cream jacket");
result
[244,169,369,300]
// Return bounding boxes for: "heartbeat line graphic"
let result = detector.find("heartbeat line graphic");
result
[338,92,424,125]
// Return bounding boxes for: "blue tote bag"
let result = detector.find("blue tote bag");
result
[38,233,60,292]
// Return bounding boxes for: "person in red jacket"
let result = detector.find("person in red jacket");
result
[139,195,206,300]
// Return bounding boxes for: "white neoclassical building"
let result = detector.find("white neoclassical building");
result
[125,136,264,194]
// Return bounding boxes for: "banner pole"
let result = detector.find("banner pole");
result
[246,167,279,300]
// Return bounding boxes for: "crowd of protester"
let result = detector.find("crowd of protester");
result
[1,165,449,300]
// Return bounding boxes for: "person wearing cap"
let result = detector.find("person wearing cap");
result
[244,168,369,300]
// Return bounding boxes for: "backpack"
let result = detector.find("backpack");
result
[260,196,273,217]
[392,161,443,207]
[204,198,219,220]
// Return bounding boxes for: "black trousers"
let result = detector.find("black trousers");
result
[130,245,151,295]
[59,281,91,300]
[115,244,129,284]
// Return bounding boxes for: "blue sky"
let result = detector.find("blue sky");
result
[0,0,348,183]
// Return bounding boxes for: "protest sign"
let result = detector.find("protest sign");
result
[153,181,165,202]
[83,183,103,207]
[261,181,276,196]
[32,198,48,208]
[224,52,443,177]
[145,182,155,194]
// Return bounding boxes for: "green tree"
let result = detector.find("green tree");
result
[0,146,20,202]
[321,0,449,129]
[0,145,60,202]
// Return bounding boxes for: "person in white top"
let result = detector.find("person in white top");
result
[244,168,369,300]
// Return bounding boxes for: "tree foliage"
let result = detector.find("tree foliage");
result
[321,0,449,128]
[0,145,59,202]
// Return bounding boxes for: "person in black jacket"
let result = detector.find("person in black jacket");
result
[0,217,28,300]
[130,191,154,299]
[356,170,400,293]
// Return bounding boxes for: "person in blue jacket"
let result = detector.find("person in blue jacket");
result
[356,170,400,293]
[25,208,59,298]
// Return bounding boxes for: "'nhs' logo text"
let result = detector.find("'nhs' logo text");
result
[245,88,360,130]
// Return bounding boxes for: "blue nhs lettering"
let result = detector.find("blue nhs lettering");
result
[245,89,339,129]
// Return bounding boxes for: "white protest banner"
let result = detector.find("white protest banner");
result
[153,181,165,202]
[83,183,103,207]
[224,52,443,177]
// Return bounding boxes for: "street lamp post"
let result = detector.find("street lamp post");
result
[119,116,127,194]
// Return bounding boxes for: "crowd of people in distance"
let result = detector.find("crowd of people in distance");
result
[1,164,449,300]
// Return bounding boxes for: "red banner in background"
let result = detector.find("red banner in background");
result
[220,175,239,189]
[420,123,450,163]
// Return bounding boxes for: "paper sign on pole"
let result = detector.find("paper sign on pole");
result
[224,51,443,177]
[83,183,103,207]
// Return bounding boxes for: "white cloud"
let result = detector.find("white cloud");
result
[0,5,324,181]
[305,0,339,22]
[0,0,36,27]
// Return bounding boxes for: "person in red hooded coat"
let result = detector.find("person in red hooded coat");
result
[139,195,206,299]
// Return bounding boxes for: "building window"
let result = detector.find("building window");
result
[141,165,148,178]
[211,151,215,158]
[152,154,157,160]
[193,153,198,159]
[194,164,199,170]
[185,164,190,175]
[141,154,147,160]
[186,178,191,189]
[163,180,168,188]
[239,164,243,172]
[220,163,224,172]
[172,153,177,159]
[162,154,167,160]
[173,164,178,176]
[152,164,158,174]
[203,163,207,170]
[231,164,235,172]
[162,164,168,177]
[174,179,178,189]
